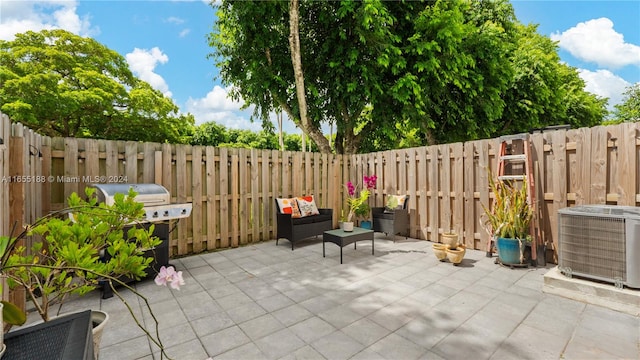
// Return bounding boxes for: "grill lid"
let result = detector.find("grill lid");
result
[89,183,191,222]
[90,183,170,206]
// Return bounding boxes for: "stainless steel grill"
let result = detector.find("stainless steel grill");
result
[90,183,192,222]
[89,183,192,298]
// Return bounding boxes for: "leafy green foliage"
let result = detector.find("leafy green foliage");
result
[499,24,606,135]
[347,189,371,222]
[612,83,640,123]
[2,188,160,322]
[191,120,320,151]
[1,300,26,327]
[0,29,195,143]
[210,0,396,154]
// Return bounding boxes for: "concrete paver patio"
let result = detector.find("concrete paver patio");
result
[48,234,639,359]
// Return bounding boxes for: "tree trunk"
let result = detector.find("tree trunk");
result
[288,0,331,153]
[277,112,284,151]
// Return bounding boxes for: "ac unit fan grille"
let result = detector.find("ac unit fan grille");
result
[559,214,626,282]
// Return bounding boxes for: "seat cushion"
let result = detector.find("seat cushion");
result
[310,214,332,223]
[291,213,332,225]
[292,216,316,225]
[374,212,396,220]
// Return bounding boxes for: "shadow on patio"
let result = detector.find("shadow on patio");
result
[48,234,639,360]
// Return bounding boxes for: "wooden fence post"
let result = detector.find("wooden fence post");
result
[9,135,26,313]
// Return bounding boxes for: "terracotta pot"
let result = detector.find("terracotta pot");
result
[432,243,449,261]
[446,244,466,265]
[441,232,459,249]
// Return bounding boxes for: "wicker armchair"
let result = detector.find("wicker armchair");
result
[372,195,409,241]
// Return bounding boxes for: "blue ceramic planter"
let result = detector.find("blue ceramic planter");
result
[359,220,372,230]
[496,237,524,264]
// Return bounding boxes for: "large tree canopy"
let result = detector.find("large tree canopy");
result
[209,0,398,153]
[209,0,607,154]
[0,29,194,143]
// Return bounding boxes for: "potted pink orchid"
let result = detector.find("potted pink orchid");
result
[344,175,377,230]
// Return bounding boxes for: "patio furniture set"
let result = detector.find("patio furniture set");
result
[275,195,410,263]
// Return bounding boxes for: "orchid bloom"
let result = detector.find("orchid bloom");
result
[154,265,185,290]
[347,181,356,196]
[364,175,377,190]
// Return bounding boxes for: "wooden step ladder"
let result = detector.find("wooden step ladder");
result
[487,133,539,263]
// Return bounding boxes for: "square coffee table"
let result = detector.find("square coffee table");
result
[323,227,374,264]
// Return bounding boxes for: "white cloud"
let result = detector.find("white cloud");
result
[551,18,640,69]
[185,86,258,128]
[179,29,191,38]
[125,47,172,98]
[184,85,303,133]
[165,16,185,25]
[578,68,631,108]
[0,0,98,40]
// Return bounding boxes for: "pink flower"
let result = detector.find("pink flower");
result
[154,265,185,290]
[364,175,377,190]
[347,181,356,197]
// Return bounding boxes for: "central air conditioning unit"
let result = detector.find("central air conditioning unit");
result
[557,205,640,288]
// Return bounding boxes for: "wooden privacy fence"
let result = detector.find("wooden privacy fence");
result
[2,112,640,263]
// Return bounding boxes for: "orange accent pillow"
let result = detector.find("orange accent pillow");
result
[296,195,320,217]
[276,198,301,218]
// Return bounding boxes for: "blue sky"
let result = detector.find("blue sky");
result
[1,1,639,135]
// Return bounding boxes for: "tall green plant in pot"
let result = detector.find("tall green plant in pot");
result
[482,175,533,265]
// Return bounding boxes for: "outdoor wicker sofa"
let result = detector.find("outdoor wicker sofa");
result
[275,199,333,250]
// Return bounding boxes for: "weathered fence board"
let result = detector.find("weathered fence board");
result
[452,143,464,237]
[462,142,474,248]
[205,146,217,249]
[192,146,203,253]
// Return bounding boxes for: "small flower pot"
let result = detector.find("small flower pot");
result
[432,243,450,261]
[343,222,354,232]
[446,244,466,265]
[441,232,459,249]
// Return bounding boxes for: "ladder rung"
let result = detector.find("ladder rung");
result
[499,133,530,142]
[500,154,527,162]
[498,175,527,181]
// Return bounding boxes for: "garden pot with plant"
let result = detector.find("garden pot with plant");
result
[0,187,185,359]
[482,174,533,266]
[344,175,377,231]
